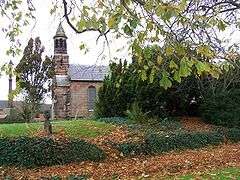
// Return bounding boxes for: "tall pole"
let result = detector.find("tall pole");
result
[8,60,14,108]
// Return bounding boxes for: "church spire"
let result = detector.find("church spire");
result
[55,23,67,38]
[54,22,68,54]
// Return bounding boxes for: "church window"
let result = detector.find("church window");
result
[88,86,96,111]
[64,40,67,49]
[55,39,59,48]
[59,39,63,48]
[60,57,63,66]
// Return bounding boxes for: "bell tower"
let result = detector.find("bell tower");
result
[52,23,71,119]
[53,23,69,75]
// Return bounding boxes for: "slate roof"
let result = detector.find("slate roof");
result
[69,64,108,81]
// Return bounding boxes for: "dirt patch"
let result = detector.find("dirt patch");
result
[180,117,214,132]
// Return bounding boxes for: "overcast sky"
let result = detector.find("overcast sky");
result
[0,0,129,101]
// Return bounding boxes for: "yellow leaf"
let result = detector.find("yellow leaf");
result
[108,16,117,28]
[174,71,181,83]
[166,46,174,56]
[169,60,178,69]
[157,55,163,65]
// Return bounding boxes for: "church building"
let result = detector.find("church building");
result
[52,23,108,119]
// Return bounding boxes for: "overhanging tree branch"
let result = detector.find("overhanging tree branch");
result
[62,0,110,43]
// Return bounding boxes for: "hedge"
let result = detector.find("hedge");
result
[94,117,128,125]
[116,131,224,156]
[146,131,224,154]
[115,142,147,156]
[225,128,240,143]
[200,89,240,128]
[0,137,106,168]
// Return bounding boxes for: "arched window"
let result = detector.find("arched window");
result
[59,39,63,48]
[88,86,96,111]
[64,40,67,49]
[55,39,59,48]
[60,58,63,66]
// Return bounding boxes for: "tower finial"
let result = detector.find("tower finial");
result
[55,22,67,38]
[9,60,14,66]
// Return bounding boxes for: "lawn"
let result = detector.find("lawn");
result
[0,119,115,138]
[165,167,240,180]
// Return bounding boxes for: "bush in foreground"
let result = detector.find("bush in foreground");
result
[116,131,224,156]
[200,89,240,128]
[225,128,240,143]
[146,131,224,154]
[95,117,128,125]
[0,137,106,167]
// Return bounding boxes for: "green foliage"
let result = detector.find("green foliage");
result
[145,131,224,154]
[94,60,135,118]
[0,137,105,167]
[95,55,203,119]
[225,128,240,143]
[126,102,149,124]
[115,131,224,156]
[156,117,182,131]
[94,117,128,125]
[115,142,147,156]
[57,0,238,89]
[18,101,33,122]
[15,37,53,120]
[3,108,24,123]
[200,89,240,128]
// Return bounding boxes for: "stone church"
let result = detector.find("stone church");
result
[52,23,108,119]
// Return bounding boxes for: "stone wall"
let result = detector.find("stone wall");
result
[53,86,70,119]
[69,81,102,118]
[53,53,71,119]
[54,54,69,76]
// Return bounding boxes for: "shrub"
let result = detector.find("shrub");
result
[115,131,224,156]
[126,102,149,124]
[156,117,182,131]
[115,142,147,156]
[2,108,25,124]
[225,128,240,143]
[145,131,224,154]
[94,61,135,118]
[200,89,240,128]
[0,137,105,167]
[94,117,128,125]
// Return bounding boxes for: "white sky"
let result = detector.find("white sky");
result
[0,0,129,101]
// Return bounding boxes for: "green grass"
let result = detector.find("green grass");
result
[52,120,115,137]
[0,119,115,138]
[160,167,240,180]
[0,122,41,137]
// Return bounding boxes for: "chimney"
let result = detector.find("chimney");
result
[8,60,14,108]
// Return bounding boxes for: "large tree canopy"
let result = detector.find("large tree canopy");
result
[1,0,240,88]
[15,37,53,120]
